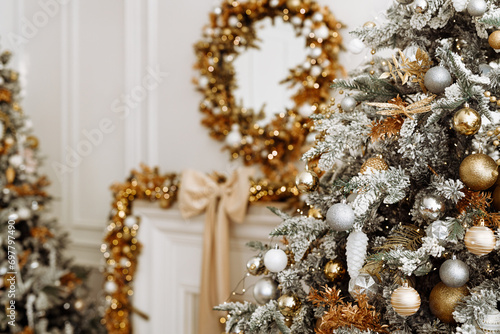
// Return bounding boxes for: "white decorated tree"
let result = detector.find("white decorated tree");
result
[0,50,104,333]
[217,0,500,333]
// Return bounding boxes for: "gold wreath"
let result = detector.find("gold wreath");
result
[193,0,344,183]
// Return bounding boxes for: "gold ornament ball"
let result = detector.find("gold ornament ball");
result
[459,153,498,191]
[278,294,301,317]
[286,0,302,10]
[429,282,469,324]
[360,157,389,174]
[489,30,500,50]
[453,107,481,135]
[492,186,500,210]
[464,225,496,256]
[295,170,319,193]
[323,259,346,282]
[391,285,421,317]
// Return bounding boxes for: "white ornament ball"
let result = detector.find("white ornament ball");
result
[452,0,469,11]
[309,47,322,58]
[391,285,421,316]
[291,16,302,26]
[253,277,280,305]
[269,0,280,7]
[467,0,487,16]
[314,25,330,40]
[340,96,357,112]
[104,281,118,294]
[228,16,239,27]
[424,66,452,94]
[9,154,23,167]
[464,225,496,256]
[124,216,138,228]
[264,248,288,273]
[17,207,31,220]
[439,258,469,287]
[326,203,355,231]
[312,12,324,22]
[198,76,209,87]
[310,65,322,77]
[348,38,365,54]
[226,125,243,148]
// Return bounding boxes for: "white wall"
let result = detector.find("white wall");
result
[0,0,391,266]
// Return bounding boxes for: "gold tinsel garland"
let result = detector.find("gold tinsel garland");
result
[193,0,344,183]
[101,164,301,333]
[101,165,179,333]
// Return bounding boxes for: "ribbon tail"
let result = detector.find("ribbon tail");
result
[197,199,228,334]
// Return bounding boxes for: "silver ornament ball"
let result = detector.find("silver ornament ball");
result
[479,64,493,76]
[424,66,452,94]
[348,273,379,300]
[326,203,355,231]
[253,277,280,305]
[397,0,414,4]
[340,96,357,112]
[428,220,449,240]
[417,192,446,221]
[439,258,469,288]
[413,0,428,13]
[467,0,487,16]
[246,256,265,276]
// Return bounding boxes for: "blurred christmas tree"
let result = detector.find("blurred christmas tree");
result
[216,0,500,333]
[0,50,104,333]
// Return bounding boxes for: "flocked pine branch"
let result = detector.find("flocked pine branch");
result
[332,75,401,102]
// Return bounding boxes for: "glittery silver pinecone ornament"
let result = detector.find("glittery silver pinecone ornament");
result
[346,230,368,279]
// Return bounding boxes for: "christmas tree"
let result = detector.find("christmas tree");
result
[0,50,104,333]
[217,0,500,333]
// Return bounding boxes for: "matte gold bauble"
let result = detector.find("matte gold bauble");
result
[295,170,319,193]
[429,282,469,324]
[391,285,421,316]
[277,294,301,317]
[360,157,389,174]
[459,153,498,190]
[323,259,346,282]
[464,225,496,256]
[493,186,500,210]
[453,107,481,135]
[489,30,500,50]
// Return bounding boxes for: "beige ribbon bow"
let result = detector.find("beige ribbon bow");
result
[178,167,253,334]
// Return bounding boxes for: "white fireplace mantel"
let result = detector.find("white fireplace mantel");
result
[131,201,284,333]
